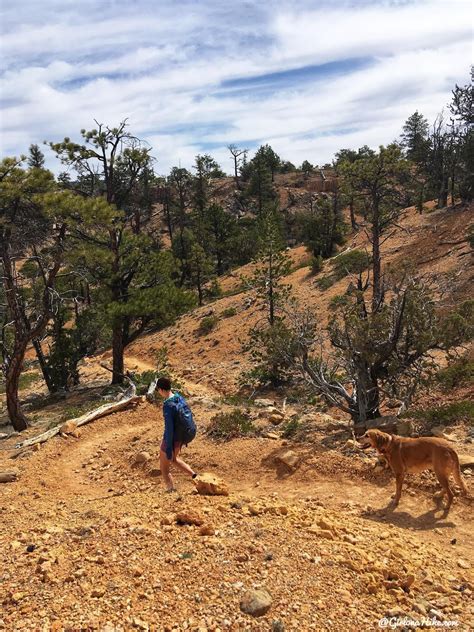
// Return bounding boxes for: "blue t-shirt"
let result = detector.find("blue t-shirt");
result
[162,393,195,459]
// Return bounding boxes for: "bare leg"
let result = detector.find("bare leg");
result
[160,449,175,491]
[172,445,196,477]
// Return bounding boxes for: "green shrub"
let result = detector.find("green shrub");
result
[221,393,250,406]
[407,400,474,425]
[281,417,301,438]
[198,314,219,335]
[18,372,40,391]
[317,275,334,291]
[206,409,255,440]
[333,249,369,279]
[205,279,222,300]
[221,307,237,318]
[59,399,104,423]
[437,356,474,389]
[240,319,299,388]
[311,255,324,274]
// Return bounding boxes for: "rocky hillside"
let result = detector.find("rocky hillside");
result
[0,200,473,631]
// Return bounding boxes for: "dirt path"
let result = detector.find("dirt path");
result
[1,400,473,631]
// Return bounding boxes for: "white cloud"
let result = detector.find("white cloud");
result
[0,0,471,173]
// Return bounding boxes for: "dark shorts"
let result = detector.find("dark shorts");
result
[160,440,182,456]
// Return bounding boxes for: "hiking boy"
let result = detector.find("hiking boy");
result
[156,376,197,492]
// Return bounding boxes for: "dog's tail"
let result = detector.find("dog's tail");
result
[451,450,468,496]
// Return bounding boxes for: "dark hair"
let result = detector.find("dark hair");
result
[156,376,171,391]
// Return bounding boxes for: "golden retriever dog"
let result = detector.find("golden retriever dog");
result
[359,429,468,511]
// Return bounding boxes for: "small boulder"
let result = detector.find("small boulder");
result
[254,398,275,407]
[457,558,471,569]
[458,454,474,468]
[175,510,204,526]
[0,471,19,484]
[194,473,229,496]
[263,432,280,440]
[240,588,272,617]
[276,450,300,469]
[269,413,285,425]
[133,451,151,465]
[198,524,215,536]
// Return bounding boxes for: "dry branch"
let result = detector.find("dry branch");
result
[14,377,139,450]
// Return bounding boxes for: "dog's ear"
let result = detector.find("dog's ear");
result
[374,431,391,451]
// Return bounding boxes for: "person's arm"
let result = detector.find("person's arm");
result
[162,402,175,460]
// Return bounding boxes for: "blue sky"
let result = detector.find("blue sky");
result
[0,0,471,173]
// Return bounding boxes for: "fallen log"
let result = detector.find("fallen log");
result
[0,471,19,483]
[14,378,139,450]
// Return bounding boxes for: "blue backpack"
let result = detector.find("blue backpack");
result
[175,396,196,445]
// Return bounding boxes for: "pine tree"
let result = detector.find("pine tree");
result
[246,151,275,214]
[449,68,474,202]
[244,207,291,325]
[401,111,430,164]
[27,143,45,169]
[189,243,214,306]
[340,144,409,309]
[0,157,100,430]
[49,121,190,384]
[203,203,237,275]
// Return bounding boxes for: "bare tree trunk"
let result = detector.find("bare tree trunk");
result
[6,340,28,432]
[233,156,240,190]
[111,320,125,385]
[371,203,382,312]
[349,198,357,230]
[196,269,203,306]
[438,174,449,208]
[417,182,424,215]
[32,338,54,393]
[355,364,380,424]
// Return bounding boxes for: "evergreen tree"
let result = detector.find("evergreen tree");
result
[27,143,45,169]
[301,160,314,176]
[449,68,474,202]
[203,203,237,275]
[193,154,224,218]
[334,146,375,229]
[167,166,192,240]
[244,207,291,325]
[49,121,186,384]
[188,243,214,306]
[298,194,345,259]
[427,114,451,208]
[340,144,410,309]
[246,151,275,214]
[401,111,430,165]
[256,144,281,181]
[279,160,296,173]
[0,157,99,430]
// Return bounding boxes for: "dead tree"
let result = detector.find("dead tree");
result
[228,145,248,190]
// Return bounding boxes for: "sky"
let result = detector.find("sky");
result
[0,0,472,174]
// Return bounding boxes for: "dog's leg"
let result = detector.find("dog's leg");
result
[391,473,404,508]
[452,456,468,496]
[435,468,453,511]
